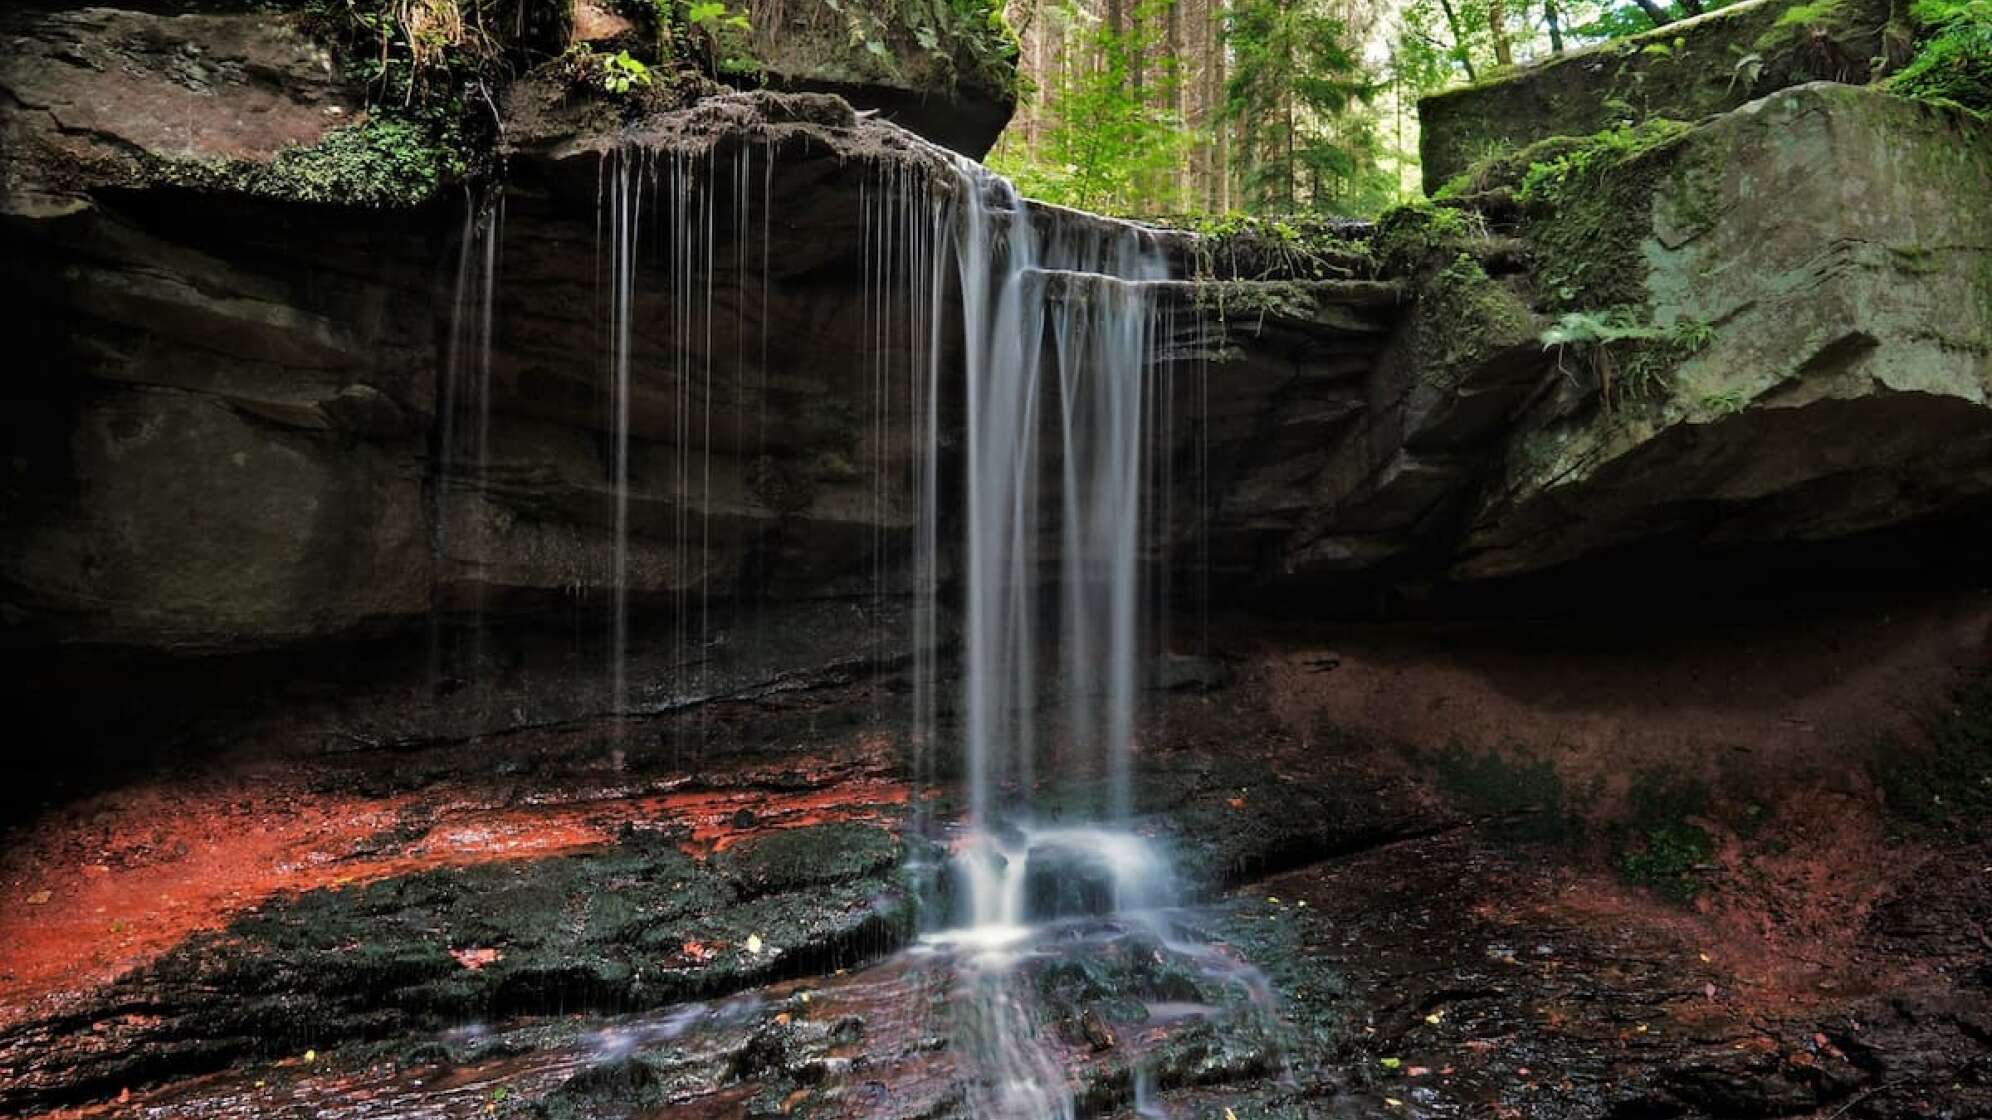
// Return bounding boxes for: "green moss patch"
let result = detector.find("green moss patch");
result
[1614,773,1715,901]
[1874,673,1992,831]
[176,112,473,208]
[1433,740,1580,844]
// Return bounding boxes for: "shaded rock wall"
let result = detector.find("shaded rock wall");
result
[1,2,1987,716]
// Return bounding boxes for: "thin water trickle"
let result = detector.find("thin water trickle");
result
[434,190,503,705]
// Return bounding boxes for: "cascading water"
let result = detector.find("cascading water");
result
[486,123,1247,1115]
[921,160,1188,1120]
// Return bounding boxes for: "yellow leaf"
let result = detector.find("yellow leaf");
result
[304,1049,317,1064]
[746,933,764,954]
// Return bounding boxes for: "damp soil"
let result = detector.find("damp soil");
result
[5,618,1990,1119]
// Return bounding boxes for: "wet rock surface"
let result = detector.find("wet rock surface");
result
[7,617,1989,1118]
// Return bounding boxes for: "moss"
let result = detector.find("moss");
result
[1614,773,1714,901]
[1517,118,1693,312]
[1618,821,1716,900]
[1433,739,1579,844]
[1417,0,1895,190]
[1173,212,1376,281]
[1873,673,1992,831]
[718,822,901,894]
[222,113,473,207]
[1754,0,1856,52]
[746,0,1019,99]
[1371,201,1477,277]
[1416,253,1538,385]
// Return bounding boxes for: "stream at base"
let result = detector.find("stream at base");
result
[99,887,1290,1120]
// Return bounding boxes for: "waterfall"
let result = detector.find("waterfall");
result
[920,161,1179,1120]
[584,129,1192,1117]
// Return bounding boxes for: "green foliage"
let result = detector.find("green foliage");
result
[1390,0,1746,107]
[1538,307,1714,410]
[302,0,503,108]
[1887,0,1992,111]
[1223,0,1391,214]
[1514,117,1690,203]
[1615,773,1714,901]
[1618,821,1715,899]
[1371,201,1477,274]
[988,0,1187,213]
[1754,0,1851,51]
[274,0,518,205]
[1166,212,1376,281]
[601,49,655,93]
[684,0,763,78]
[251,113,471,205]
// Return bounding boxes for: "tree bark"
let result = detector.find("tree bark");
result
[1434,0,1477,81]
[1629,0,1674,27]
[1489,0,1513,66]
[1167,0,1184,206]
[1544,0,1565,53]
[1209,0,1229,211]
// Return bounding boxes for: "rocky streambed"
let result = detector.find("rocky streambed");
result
[6,602,1991,1120]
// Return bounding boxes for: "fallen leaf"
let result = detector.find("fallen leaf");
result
[1224,1110,1238,1120]
[1407,1066,1430,1077]
[1385,1099,1404,1108]
[746,933,765,955]
[25,890,51,906]
[451,948,502,971]
[1424,1009,1446,1025]
[1379,1056,1402,1070]
[1227,797,1246,809]
[304,1049,317,1064]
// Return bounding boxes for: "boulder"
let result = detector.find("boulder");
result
[1418,0,1902,193]
[1460,83,1992,578]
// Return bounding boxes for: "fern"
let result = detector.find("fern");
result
[1888,0,1992,111]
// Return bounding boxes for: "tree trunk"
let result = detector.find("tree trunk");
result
[1209,0,1228,211]
[1544,0,1565,53]
[1167,0,1184,207]
[1434,0,1477,81]
[1629,0,1674,27]
[1489,0,1513,66]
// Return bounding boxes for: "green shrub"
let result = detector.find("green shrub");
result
[1887,0,1992,112]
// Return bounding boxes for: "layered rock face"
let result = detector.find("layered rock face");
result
[1417,0,1904,192]
[2,0,1987,680]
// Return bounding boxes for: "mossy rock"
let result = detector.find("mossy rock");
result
[717,822,902,894]
[1417,0,1899,192]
